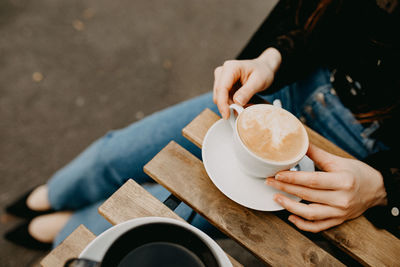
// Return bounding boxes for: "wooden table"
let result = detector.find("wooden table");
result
[42,108,400,267]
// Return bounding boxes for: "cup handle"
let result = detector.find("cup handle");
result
[228,104,244,129]
[272,99,282,108]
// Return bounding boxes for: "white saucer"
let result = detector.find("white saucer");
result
[202,119,315,211]
[80,217,232,266]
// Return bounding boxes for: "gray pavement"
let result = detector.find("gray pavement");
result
[0,0,276,266]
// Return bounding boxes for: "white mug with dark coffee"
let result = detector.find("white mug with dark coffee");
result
[64,217,232,267]
[228,103,309,178]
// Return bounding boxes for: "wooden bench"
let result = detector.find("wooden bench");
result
[42,108,400,266]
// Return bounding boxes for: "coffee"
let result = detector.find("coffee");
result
[237,105,307,162]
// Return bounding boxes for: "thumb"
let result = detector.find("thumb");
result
[232,75,265,106]
[307,143,339,171]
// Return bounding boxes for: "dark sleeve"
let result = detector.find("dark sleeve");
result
[238,0,344,93]
[363,150,400,237]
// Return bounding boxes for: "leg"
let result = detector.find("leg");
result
[29,211,73,244]
[53,200,111,248]
[47,92,218,210]
[26,185,51,211]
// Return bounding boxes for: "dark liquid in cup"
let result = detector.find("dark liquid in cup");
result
[100,223,219,267]
[118,242,205,267]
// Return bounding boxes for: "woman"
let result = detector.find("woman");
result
[5,0,399,249]
[213,0,400,233]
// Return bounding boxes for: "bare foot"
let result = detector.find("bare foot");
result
[28,211,72,243]
[26,185,51,211]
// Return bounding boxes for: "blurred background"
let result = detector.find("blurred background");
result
[0,0,276,265]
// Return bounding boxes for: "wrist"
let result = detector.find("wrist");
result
[372,170,388,207]
[257,47,282,74]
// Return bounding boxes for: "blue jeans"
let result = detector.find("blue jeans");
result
[49,93,221,246]
[49,68,387,247]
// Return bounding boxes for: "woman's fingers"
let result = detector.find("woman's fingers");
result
[213,58,277,118]
[275,171,344,190]
[266,178,337,206]
[288,215,344,233]
[213,66,223,104]
[214,61,241,119]
[274,194,344,221]
[232,74,265,106]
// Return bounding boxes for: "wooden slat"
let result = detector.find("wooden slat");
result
[99,179,243,267]
[182,108,400,267]
[304,126,353,159]
[182,108,220,148]
[41,225,95,267]
[144,141,343,266]
[99,179,181,225]
[323,216,400,267]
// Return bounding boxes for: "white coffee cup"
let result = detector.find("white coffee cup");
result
[228,103,309,178]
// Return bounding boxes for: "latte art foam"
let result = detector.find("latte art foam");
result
[237,105,306,162]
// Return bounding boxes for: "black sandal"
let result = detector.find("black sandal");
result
[4,221,52,251]
[5,188,54,219]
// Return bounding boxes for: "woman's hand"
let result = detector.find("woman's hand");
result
[213,47,282,119]
[266,144,388,233]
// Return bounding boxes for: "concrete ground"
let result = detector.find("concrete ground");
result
[0,0,277,266]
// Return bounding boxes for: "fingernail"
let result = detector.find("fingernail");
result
[288,216,295,223]
[275,173,282,180]
[265,178,273,185]
[234,95,244,105]
[273,195,281,203]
